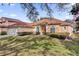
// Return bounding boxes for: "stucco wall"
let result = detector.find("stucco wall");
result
[18,27,34,32]
[46,25,62,33]
[0,27,34,34]
[0,28,8,32]
[45,25,73,33]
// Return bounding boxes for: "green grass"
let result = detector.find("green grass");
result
[0,35,79,56]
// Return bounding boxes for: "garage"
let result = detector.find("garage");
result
[7,28,18,36]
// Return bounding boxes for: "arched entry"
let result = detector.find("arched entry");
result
[36,26,39,32]
[35,26,40,34]
[50,25,55,33]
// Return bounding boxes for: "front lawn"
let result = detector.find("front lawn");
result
[0,34,78,56]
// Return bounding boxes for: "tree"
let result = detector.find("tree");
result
[20,3,69,21]
[0,3,70,35]
[20,3,70,35]
[70,3,79,32]
[40,3,53,20]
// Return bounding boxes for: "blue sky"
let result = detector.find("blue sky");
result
[0,3,73,22]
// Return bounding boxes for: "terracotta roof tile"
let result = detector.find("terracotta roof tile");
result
[33,18,71,26]
[0,17,33,28]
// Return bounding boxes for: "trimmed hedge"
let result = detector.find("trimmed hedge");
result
[47,33,69,39]
[0,31,7,35]
[18,32,33,36]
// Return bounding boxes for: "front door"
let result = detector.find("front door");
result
[41,25,46,33]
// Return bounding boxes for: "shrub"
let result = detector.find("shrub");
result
[18,32,33,36]
[63,40,79,55]
[47,33,69,39]
[35,32,40,35]
[0,31,7,35]
[73,33,79,38]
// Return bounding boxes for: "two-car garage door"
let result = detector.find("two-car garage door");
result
[7,28,18,36]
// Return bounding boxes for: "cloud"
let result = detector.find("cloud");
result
[71,3,75,5]
[10,14,17,17]
[0,9,3,13]
[10,4,16,6]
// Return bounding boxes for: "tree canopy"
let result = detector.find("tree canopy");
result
[0,3,71,22]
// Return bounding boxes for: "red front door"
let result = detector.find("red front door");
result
[41,25,46,33]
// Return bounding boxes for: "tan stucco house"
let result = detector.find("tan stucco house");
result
[0,17,73,35]
[32,18,73,34]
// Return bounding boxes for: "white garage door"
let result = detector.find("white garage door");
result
[7,28,18,36]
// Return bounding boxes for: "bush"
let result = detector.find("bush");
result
[63,40,79,55]
[18,32,33,36]
[35,32,40,35]
[47,33,69,39]
[0,31,7,35]
[73,33,79,38]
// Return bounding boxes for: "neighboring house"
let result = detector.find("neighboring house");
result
[33,18,73,34]
[0,17,33,35]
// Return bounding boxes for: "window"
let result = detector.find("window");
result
[62,26,67,32]
[63,26,66,30]
[50,25,55,33]
[36,26,39,32]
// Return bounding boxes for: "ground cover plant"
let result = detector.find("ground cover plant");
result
[0,34,79,56]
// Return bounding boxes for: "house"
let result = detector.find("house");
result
[32,18,73,34]
[0,17,73,35]
[0,17,33,35]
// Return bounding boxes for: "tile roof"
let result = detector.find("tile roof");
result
[0,17,21,22]
[0,17,33,28]
[33,17,71,26]
[8,22,33,28]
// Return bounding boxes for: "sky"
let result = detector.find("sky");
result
[0,3,74,22]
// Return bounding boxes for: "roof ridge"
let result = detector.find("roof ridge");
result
[0,17,22,22]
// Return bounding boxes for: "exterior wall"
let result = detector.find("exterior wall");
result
[0,28,8,32]
[59,26,73,33]
[41,24,73,33]
[46,25,62,33]
[55,25,62,33]
[66,26,73,33]
[0,20,34,34]
[18,27,34,32]
[0,27,34,35]
[46,25,51,33]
